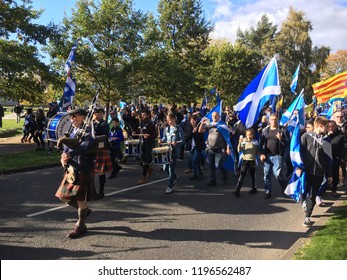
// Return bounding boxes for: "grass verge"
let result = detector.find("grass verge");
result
[293,199,347,260]
[0,119,23,137]
[0,150,60,173]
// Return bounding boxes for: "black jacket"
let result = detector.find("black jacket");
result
[300,132,332,177]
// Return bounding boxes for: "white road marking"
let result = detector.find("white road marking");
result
[26,177,168,218]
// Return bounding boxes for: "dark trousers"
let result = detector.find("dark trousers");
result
[304,174,324,218]
[236,160,256,191]
[331,158,341,192]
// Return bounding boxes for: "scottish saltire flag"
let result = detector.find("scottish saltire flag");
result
[270,95,277,113]
[205,100,223,121]
[279,90,305,127]
[216,92,221,103]
[200,92,208,116]
[234,56,281,128]
[119,101,127,109]
[285,124,305,201]
[290,124,304,169]
[60,41,77,111]
[285,172,306,202]
[204,100,234,170]
[290,64,300,94]
[209,86,216,95]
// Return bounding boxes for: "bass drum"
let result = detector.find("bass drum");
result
[46,113,72,142]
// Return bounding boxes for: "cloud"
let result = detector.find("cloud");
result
[208,0,347,53]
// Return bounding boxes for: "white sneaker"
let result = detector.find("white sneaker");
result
[302,201,307,212]
[165,187,173,194]
[316,196,323,206]
[303,217,311,227]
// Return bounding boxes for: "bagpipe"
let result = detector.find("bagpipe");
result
[57,89,108,153]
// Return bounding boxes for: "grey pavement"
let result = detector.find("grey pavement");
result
[0,140,345,260]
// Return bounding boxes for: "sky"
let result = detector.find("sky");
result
[29,0,347,53]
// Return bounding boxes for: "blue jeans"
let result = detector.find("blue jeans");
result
[263,155,287,192]
[207,149,227,181]
[164,152,178,188]
[190,147,202,176]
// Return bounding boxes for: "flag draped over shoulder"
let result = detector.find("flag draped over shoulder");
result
[60,41,77,111]
[290,64,300,94]
[205,101,234,170]
[312,71,347,103]
[234,56,281,128]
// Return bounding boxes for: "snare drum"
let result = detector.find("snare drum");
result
[124,139,142,156]
[152,146,171,165]
[47,113,72,142]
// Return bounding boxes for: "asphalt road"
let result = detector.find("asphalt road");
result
[0,154,340,260]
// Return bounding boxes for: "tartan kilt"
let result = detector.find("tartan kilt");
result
[94,149,113,173]
[55,171,96,202]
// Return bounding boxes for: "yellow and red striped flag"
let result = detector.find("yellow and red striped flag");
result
[312,71,347,103]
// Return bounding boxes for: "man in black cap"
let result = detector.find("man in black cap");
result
[93,107,112,199]
[55,108,97,238]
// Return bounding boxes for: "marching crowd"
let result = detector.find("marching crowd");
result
[12,100,346,238]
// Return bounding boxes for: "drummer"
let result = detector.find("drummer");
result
[159,112,185,194]
[133,109,157,185]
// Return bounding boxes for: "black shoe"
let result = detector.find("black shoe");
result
[96,192,105,200]
[249,188,258,194]
[232,191,240,197]
[264,191,272,199]
[207,180,216,186]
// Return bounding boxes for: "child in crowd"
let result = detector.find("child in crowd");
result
[233,128,259,197]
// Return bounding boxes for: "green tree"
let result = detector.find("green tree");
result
[204,40,261,106]
[148,0,213,104]
[262,7,328,105]
[47,0,148,115]
[0,0,56,103]
[320,50,347,80]
[236,14,277,56]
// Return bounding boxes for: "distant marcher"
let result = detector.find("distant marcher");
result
[108,117,124,179]
[13,102,23,123]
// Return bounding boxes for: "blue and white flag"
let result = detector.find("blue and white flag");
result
[290,124,304,169]
[234,56,281,128]
[216,91,221,104]
[285,111,305,201]
[290,64,300,94]
[200,92,208,116]
[285,171,306,202]
[205,100,223,121]
[209,86,216,95]
[60,41,77,111]
[279,90,305,128]
[119,101,127,109]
